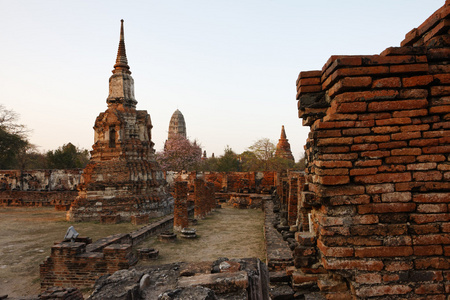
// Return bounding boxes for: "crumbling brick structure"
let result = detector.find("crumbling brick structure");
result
[173,181,189,231]
[295,2,450,298]
[67,20,172,222]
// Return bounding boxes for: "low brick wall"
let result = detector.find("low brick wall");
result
[0,191,78,208]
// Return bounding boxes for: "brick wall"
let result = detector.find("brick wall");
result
[296,3,450,298]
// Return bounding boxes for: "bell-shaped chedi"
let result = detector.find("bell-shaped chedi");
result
[275,125,295,162]
[67,20,173,221]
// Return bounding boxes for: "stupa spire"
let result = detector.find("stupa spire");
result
[113,19,130,74]
[280,125,287,140]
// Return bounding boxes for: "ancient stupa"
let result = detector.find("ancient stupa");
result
[168,109,187,140]
[67,20,173,221]
[275,125,295,162]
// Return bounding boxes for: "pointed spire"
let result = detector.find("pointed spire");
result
[113,19,130,74]
[280,125,287,140]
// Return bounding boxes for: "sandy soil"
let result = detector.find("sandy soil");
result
[0,204,265,298]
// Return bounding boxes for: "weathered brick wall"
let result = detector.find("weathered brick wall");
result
[296,3,450,298]
[0,169,82,191]
[173,181,189,231]
[167,171,277,194]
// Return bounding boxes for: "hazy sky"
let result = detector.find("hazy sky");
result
[1,0,444,160]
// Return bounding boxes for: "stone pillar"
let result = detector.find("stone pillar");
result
[173,181,188,231]
[206,182,215,213]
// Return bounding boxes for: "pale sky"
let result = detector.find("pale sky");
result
[1,0,444,161]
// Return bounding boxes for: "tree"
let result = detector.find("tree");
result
[245,138,296,171]
[156,136,202,172]
[0,105,29,169]
[247,138,277,171]
[46,143,90,169]
[216,146,240,172]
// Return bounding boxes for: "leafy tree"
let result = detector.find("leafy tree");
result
[0,105,29,169]
[198,156,219,172]
[248,138,276,171]
[216,146,240,172]
[156,136,202,171]
[46,143,90,169]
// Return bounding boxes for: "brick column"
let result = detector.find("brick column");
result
[194,179,206,219]
[288,175,299,226]
[173,181,188,231]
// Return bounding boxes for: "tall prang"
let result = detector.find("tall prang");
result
[67,20,173,222]
[275,125,295,162]
[168,109,187,140]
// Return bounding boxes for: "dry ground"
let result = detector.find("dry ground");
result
[0,204,265,298]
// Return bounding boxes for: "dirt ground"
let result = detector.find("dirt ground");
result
[0,204,265,298]
[138,204,265,266]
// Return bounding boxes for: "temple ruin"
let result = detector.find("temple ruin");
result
[168,109,187,140]
[66,20,172,222]
[275,125,295,162]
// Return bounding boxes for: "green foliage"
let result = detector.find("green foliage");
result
[46,143,90,169]
[216,146,240,172]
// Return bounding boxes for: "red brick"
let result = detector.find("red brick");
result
[372,77,401,88]
[366,183,394,194]
[413,193,450,203]
[351,143,378,151]
[368,99,428,112]
[292,272,319,284]
[352,215,379,225]
[413,234,450,245]
[381,192,411,202]
[415,257,450,270]
[423,145,450,154]
[354,135,390,143]
[318,153,358,161]
[322,258,384,271]
[356,285,411,298]
[329,195,371,206]
[409,138,440,147]
[391,148,422,156]
[329,76,372,97]
[317,176,350,185]
[411,214,450,224]
[385,156,416,164]
[372,126,400,134]
[385,261,413,272]
[413,171,442,181]
[322,56,362,77]
[297,84,322,96]
[399,88,428,99]
[318,185,365,197]
[431,122,450,130]
[407,162,437,170]
[298,70,322,80]
[355,273,381,284]
[417,155,446,162]
[430,105,450,114]
[320,146,350,153]
[417,204,448,213]
[349,168,378,176]
[333,90,398,103]
[316,130,342,138]
[402,75,434,87]
[317,240,354,257]
[393,109,428,118]
[354,159,382,167]
[360,150,390,158]
[299,76,321,86]
[354,172,411,184]
[431,86,450,96]
[358,113,390,121]
[314,120,356,130]
[378,164,406,173]
[383,274,400,282]
[438,163,450,171]
[316,168,349,176]
[415,283,444,295]
[434,73,450,84]
[391,131,421,140]
[390,63,428,74]
[358,203,416,214]
[315,160,352,168]
[414,245,443,256]
[376,118,412,126]
[342,128,370,136]
[317,137,354,146]
[378,141,408,149]
[355,246,413,258]
[400,124,430,132]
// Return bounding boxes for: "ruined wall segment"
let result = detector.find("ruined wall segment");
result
[297,3,450,298]
[67,20,172,221]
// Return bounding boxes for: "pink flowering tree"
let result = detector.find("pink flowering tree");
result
[156,136,202,171]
